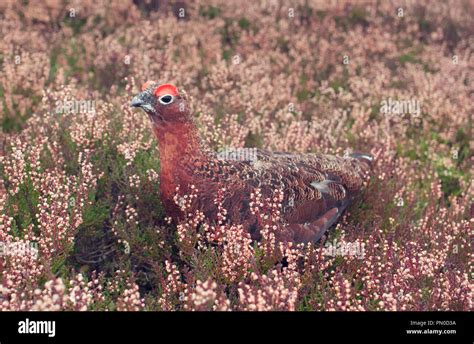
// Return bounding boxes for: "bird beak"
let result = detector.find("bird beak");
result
[131,80,159,111]
[130,91,157,116]
[130,95,144,108]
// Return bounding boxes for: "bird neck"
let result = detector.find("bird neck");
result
[151,119,206,197]
[153,119,205,162]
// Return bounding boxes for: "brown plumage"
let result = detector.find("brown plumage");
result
[131,82,373,243]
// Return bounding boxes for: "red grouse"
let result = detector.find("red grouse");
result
[131,82,373,243]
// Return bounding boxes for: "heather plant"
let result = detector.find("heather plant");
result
[0,0,472,311]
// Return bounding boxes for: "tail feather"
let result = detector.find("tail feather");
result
[350,152,374,166]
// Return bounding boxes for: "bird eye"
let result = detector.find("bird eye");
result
[159,95,173,105]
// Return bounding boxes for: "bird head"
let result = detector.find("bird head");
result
[130,81,189,123]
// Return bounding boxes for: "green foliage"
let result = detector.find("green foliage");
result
[199,5,221,19]
[63,13,88,35]
[334,6,369,30]
[238,17,251,30]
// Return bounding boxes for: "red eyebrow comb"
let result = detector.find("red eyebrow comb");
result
[154,84,179,97]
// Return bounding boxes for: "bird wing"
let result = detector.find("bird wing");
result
[187,149,371,243]
[243,150,372,242]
